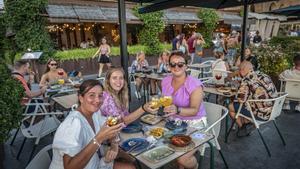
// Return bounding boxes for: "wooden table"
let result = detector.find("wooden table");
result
[120,120,215,169]
[51,93,78,109]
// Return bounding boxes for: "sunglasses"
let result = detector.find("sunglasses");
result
[50,63,57,66]
[169,62,186,68]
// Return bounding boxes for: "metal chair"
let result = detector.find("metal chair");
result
[280,78,300,110]
[227,92,288,157]
[11,101,63,163]
[200,102,229,168]
[25,144,52,169]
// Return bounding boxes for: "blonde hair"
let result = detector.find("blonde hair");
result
[104,67,129,110]
[136,51,145,62]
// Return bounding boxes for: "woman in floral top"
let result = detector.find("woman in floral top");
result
[99,67,157,125]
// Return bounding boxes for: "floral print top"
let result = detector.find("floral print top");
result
[99,91,129,117]
[237,71,277,120]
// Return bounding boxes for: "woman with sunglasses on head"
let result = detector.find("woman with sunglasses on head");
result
[50,80,135,169]
[39,59,67,87]
[99,67,158,125]
[162,51,207,169]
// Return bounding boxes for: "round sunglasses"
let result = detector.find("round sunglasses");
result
[169,62,186,68]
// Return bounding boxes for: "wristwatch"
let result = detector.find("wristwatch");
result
[176,106,181,115]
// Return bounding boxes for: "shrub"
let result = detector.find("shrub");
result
[0,62,24,143]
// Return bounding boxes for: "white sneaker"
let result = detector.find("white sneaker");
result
[283,103,290,110]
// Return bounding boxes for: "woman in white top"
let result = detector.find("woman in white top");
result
[212,51,229,84]
[49,79,135,169]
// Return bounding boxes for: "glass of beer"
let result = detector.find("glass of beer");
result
[58,79,65,85]
[150,96,161,109]
[106,115,121,142]
[160,96,173,107]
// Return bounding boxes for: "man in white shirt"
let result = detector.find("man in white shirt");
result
[280,53,300,111]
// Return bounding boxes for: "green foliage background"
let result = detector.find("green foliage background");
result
[197,8,219,48]
[4,0,54,62]
[0,15,24,143]
[133,6,165,55]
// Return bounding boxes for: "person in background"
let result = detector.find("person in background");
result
[235,48,258,71]
[99,68,158,125]
[87,38,95,48]
[80,40,88,49]
[39,59,67,87]
[280,53,300,111]
[229,61,277,137]
[162,51,207,169]
[177,33,188,55]
[226,30,239,65]
[172,34,180,51]
[212,51,229,72]
[193,33,205,64]
[12,60,47,105]
[214,33,226,54]
[253,31,262,47]
[130,51,149,99]
[150,51,170,95]
[93,37,111,78]
[187,31,196,64]
[49,80,135,169]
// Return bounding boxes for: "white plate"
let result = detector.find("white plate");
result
[142,146,175,163]
[141,114,162,125]
[145,127,169,139]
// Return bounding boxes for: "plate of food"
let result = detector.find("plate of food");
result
[141,114,162,125]
[216,86,231,93]
[142,146,175,163]
[121,122,142,133]
[170,135,192,147]
[121,138,149,153]
[146,127,168,139]
[165,120,188,130]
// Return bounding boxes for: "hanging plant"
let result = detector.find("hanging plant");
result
[133,6,165,55]
[197,8,219,48]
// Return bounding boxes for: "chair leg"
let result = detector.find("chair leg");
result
[273,121,286,146]
[219,150,228,169]
[226,119,236,140]
[10,128,20,146]
[28,144,37,164]
[16,137,27,160]
[257,129,271,157]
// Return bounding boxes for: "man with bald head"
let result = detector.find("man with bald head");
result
[229,61,277,136]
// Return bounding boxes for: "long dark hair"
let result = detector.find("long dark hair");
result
[78,79,103,105]
[45,58,57,73]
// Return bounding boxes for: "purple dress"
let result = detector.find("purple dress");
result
[100,91,129,117]
[161,75,206,120]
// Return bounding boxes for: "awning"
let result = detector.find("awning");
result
[73,5,106,22]
[269,5,300,17]
[248,12,287,21]
[218,12,242,24]
[163,10,201,24]
[46,4,141,24]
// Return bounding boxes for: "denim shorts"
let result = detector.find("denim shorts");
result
[233,102,266,121]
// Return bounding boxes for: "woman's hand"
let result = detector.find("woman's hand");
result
[96,123,123,143]
[163,104,177,117]
[104,148,118,163]
[143,102,159,114]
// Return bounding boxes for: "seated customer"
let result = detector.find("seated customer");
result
[229,61,277,136]
[150,51,170,95]
[50,80,135,169]
[279,53,300,111]
[99,67,157,125]
[162,51,207,169]
[39,59,67,87]
[12,60,47,105]
[130,51,150,99]
[235,48,259,71]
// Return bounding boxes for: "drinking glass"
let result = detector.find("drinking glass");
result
[106,115,121,142]
[160,96,173,107]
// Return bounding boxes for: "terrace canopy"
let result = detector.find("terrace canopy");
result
[269,5,300,18]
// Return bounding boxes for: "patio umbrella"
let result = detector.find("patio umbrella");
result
[269,5,300,17]
[129,0,275,60]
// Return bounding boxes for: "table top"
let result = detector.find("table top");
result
[52,93,78,109]
[204,86,236,97]
[120,120,214,169]
[188,64,211,69]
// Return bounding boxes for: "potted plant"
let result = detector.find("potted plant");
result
[251,42,290,89]
[0,61,24,168]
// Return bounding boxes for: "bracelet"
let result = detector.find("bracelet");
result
[93,138,101,149]
[141,104,148,113]
[176,106,181,115]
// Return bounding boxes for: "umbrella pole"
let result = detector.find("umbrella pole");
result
[240,0,249,61]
